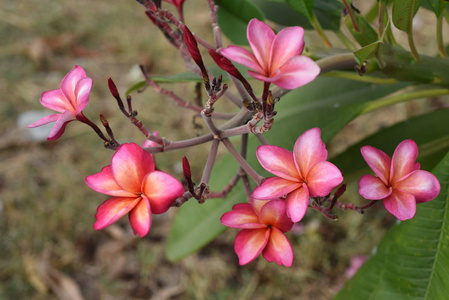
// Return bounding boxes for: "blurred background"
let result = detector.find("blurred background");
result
[1,1,446,299]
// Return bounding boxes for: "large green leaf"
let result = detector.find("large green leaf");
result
[166,77,409,261]
[335,148,449,299]
[392,0,422,32]
[215,0,264,45]
[422,0,447,17]
[285,0,314,21]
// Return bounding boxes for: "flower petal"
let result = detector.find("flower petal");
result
[40,89,73,113]
[93,197,140,230]
[129,196,152,237]
[85,166,137,197]
[273,56,320,90]
[247,18,275,70]
[383,189,417,221]
[391,140,420,183]
[306,161,343,197]
[234,228,269,265]
[220,46,264,74]
[359,175,392,200]
[285,184,309,222]
[395,170,440,203]
[256,145,299,181]
[259,199,293,232]
[46,110,76,141]
[247,69,281,82]
[221,203,265,229]
[28,113,60,128]
[262,227,293,267]
[111,143,155,193]
[60,65,87,108]
[360,145,391,184]
[142,170,184,214]
[75,77,92,114]
[252,177,302,200]
[270,26,304,72]
[293,128,327,178]
[251,198,271,216]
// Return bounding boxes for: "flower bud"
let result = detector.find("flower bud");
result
[108,78,120,99]
[182,156,192,179]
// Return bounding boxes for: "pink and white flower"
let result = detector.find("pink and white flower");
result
[359,140,440,220]
[28,66,92,140]
[86,143,184,237]
[220,19,320,90]
[252,128,343,223]
[221,198,294,266]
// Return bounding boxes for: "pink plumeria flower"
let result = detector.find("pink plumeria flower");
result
[85,143,184,237]
[28,66,92,140]
[221,198,294,266]
[359,140,440,221]
[252,128,343,223]
[220,18,320,90]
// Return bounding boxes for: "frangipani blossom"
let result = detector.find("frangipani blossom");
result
[252,128,343,223]
[220,18,320,90]
[28,66,92,141]
[86,143,184,237]
[359,140,440,221]
[221,198,294,266]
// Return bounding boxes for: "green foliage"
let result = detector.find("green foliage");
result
[422,0,448,17]
[335,148,449,299]
[215,0,264,45]
[353,23,390,66]
[285,0,314,21]
[345,11,379,47]
[392,0,422,32]
[166,77,409,261]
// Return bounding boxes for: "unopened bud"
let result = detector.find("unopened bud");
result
[108,78,120,99]
[208,49,245,81]
[182,156,192,179]
[182,25,206,71]
[334,183,347,199]
[99,114,109,126]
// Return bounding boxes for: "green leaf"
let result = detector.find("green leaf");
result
[353,23,390,65]
[335,146,449,299]
[285,0,314,21]
[422,0,447,17]
[215,0,264,45]
[126,80,146,95]
[166,77,409,261]
[345,11,379,47]
[392,0,422,32]
[251,0,342,31]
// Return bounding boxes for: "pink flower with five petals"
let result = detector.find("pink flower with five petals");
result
[28,66,92,140]
[221,198,294,266]
[86,143,184,237]
[359,140,440,221]
[220,18,320,90]
[252,128,343,223]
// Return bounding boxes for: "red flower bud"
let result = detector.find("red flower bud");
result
[208,49,245,81]
[182,156,192,179]
[182,25,206,71]
[108,78,120,99]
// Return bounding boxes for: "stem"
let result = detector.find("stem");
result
[437,13,448,58]
[221,138,263,185]
[334,31,356,50]
[361,87,449,114]
[342,0,360,32]
[377,0,386,38]
[311,14,332,48]
[322,71,397,84]
[207,0,222,48]
[407,31,419,61]
[200,139,220,186]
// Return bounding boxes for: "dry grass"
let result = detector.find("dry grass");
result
[0,1,442,299]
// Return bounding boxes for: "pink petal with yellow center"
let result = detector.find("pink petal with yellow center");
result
[263,227,293,267]
[293,128,327,178]
[60,66,87,108]
[247,19,275,70]
[395,170,440,203]
[361,145,391,184]
[93,197,140,230]
[247,68,281,82]
[274,56,320,90]
[46,110,76,141]
[129,196,152,237]
[40,89,73,113]
[111,143,155,194]
[306,161,343,197]
[359,175,392,200]
[251,198,271,216]
[221,203,266,229]
[234,228,269,265]
[28,113,60,128]
[391,140,420,183]
[256,145,299,181]
[259,200,293,232]
[85,166,137,197]
[75,77,92,114]
[285,184,309,222]
[142,170,184,214]
[383,189,417,221]
[220,46,264,74]
[269,26,304,71]
[252,177,302,200]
